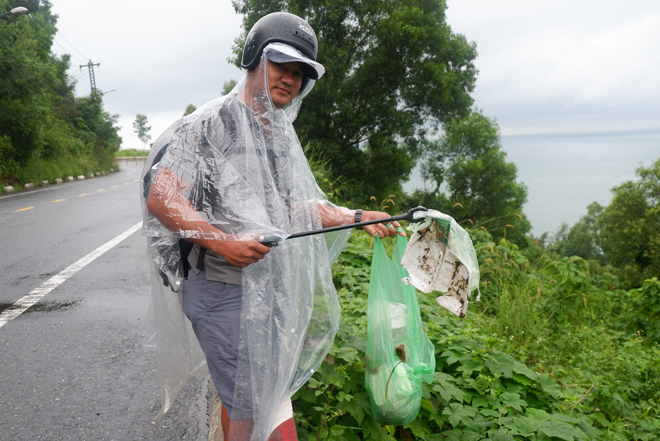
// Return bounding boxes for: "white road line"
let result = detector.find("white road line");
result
[0,221,143,329]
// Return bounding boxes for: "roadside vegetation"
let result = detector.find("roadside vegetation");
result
[0,0,121,191]
[115,148,150,158]
[301,149,660,440]
[293,224,660,440]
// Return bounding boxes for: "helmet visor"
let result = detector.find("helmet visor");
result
[264,42,325,80]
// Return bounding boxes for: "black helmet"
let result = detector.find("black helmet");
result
[241,12,318,72]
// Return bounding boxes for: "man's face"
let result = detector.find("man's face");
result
[267,60,305,108]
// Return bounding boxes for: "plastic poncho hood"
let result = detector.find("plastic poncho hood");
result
[140,44,350,440]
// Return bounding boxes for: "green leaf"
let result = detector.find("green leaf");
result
[511,372,533,386]
[479,408,500,418]
[504,416,540,437]
[405,418,433,439]
[550,413,579,424]
[487,429,515,441]
[340,394,369,426]
[335,346,360,363]
[442,402,478,427]
[511,361,538,382]
[442,428,482,441]
[526,408,550,422]
[442,349,463,366]
[434,371,459,383]
[537,375,563,399]
[297,387,319,404]
[471,396,497,408]
[483,352,515,377]
[577,420,600,440]
[538,420,584,441]
[337,391,353,402]
[419,399,435,413]
[499,392,527,409]
[433,381,466,403]
[330,425,344,436]
[456,358,484,377]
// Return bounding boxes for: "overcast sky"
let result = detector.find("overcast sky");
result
[47,1,659,234]
[50,0,244,147]
[49,0,660,145]
[447,0,660,136]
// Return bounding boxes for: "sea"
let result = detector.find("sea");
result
[403,131,659,236]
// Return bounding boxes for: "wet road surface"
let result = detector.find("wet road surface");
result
[0,163,210,440]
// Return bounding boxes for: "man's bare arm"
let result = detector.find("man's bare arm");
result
[316,202,405,238]
[147,167,271,267]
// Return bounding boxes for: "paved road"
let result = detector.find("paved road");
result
[0,163,210,440]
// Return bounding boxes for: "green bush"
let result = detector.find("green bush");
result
[292,232,619,440]
[470,231,660,440]
[115,148,150,157]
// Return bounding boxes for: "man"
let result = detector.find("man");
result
[142,12,403,441]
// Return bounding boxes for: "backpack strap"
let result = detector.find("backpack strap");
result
[196,247,207,271]
[178,239,207,277]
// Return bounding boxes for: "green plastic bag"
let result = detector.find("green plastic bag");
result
[365,233,436,425]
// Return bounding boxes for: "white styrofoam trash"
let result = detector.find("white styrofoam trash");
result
[400,220,470,318]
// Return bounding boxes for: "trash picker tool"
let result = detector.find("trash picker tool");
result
[259,206,429,246]
[259,205,480,318]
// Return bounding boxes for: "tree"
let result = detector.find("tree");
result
[552,202,606,263]
[404,110,530,244]
[222,79,237,95]
[183,104,196,116]
[132,114,151,149]
[231,0,478,204]
[0,0,57,166]
[0,0,122,186]
[598,158,660,288]
[73,92,122,168]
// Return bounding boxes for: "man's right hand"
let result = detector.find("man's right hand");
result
[148,167,273,268]
[212,240,272,268]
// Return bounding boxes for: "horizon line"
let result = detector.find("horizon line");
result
[501,128,660,139]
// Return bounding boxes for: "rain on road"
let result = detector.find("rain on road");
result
[0,162,211,441]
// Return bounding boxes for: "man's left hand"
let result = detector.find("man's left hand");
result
[360,211,407,238]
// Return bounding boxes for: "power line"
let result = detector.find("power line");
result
[71,70,88,79]
[53,38,86,63]
[56,30,88,60]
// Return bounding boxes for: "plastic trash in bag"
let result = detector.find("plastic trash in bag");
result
[401,209,480,318]
[365,232,435,425]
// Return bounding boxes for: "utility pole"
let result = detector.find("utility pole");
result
[79,60,100,93]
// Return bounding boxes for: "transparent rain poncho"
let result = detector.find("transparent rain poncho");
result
[140,44,352,440]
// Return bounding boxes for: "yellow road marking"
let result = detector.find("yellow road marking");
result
[111,185,118,188]
[52,199,66,203]
[17,207,35,212]
[78,193,87,197]
[97,189,104,192]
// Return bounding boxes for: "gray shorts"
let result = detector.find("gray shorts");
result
[182,269,252,419]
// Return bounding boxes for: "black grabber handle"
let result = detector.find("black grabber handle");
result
[259,206,428,246]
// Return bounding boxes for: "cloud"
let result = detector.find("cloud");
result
[51,0,660,143]
[447,0,660,135]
